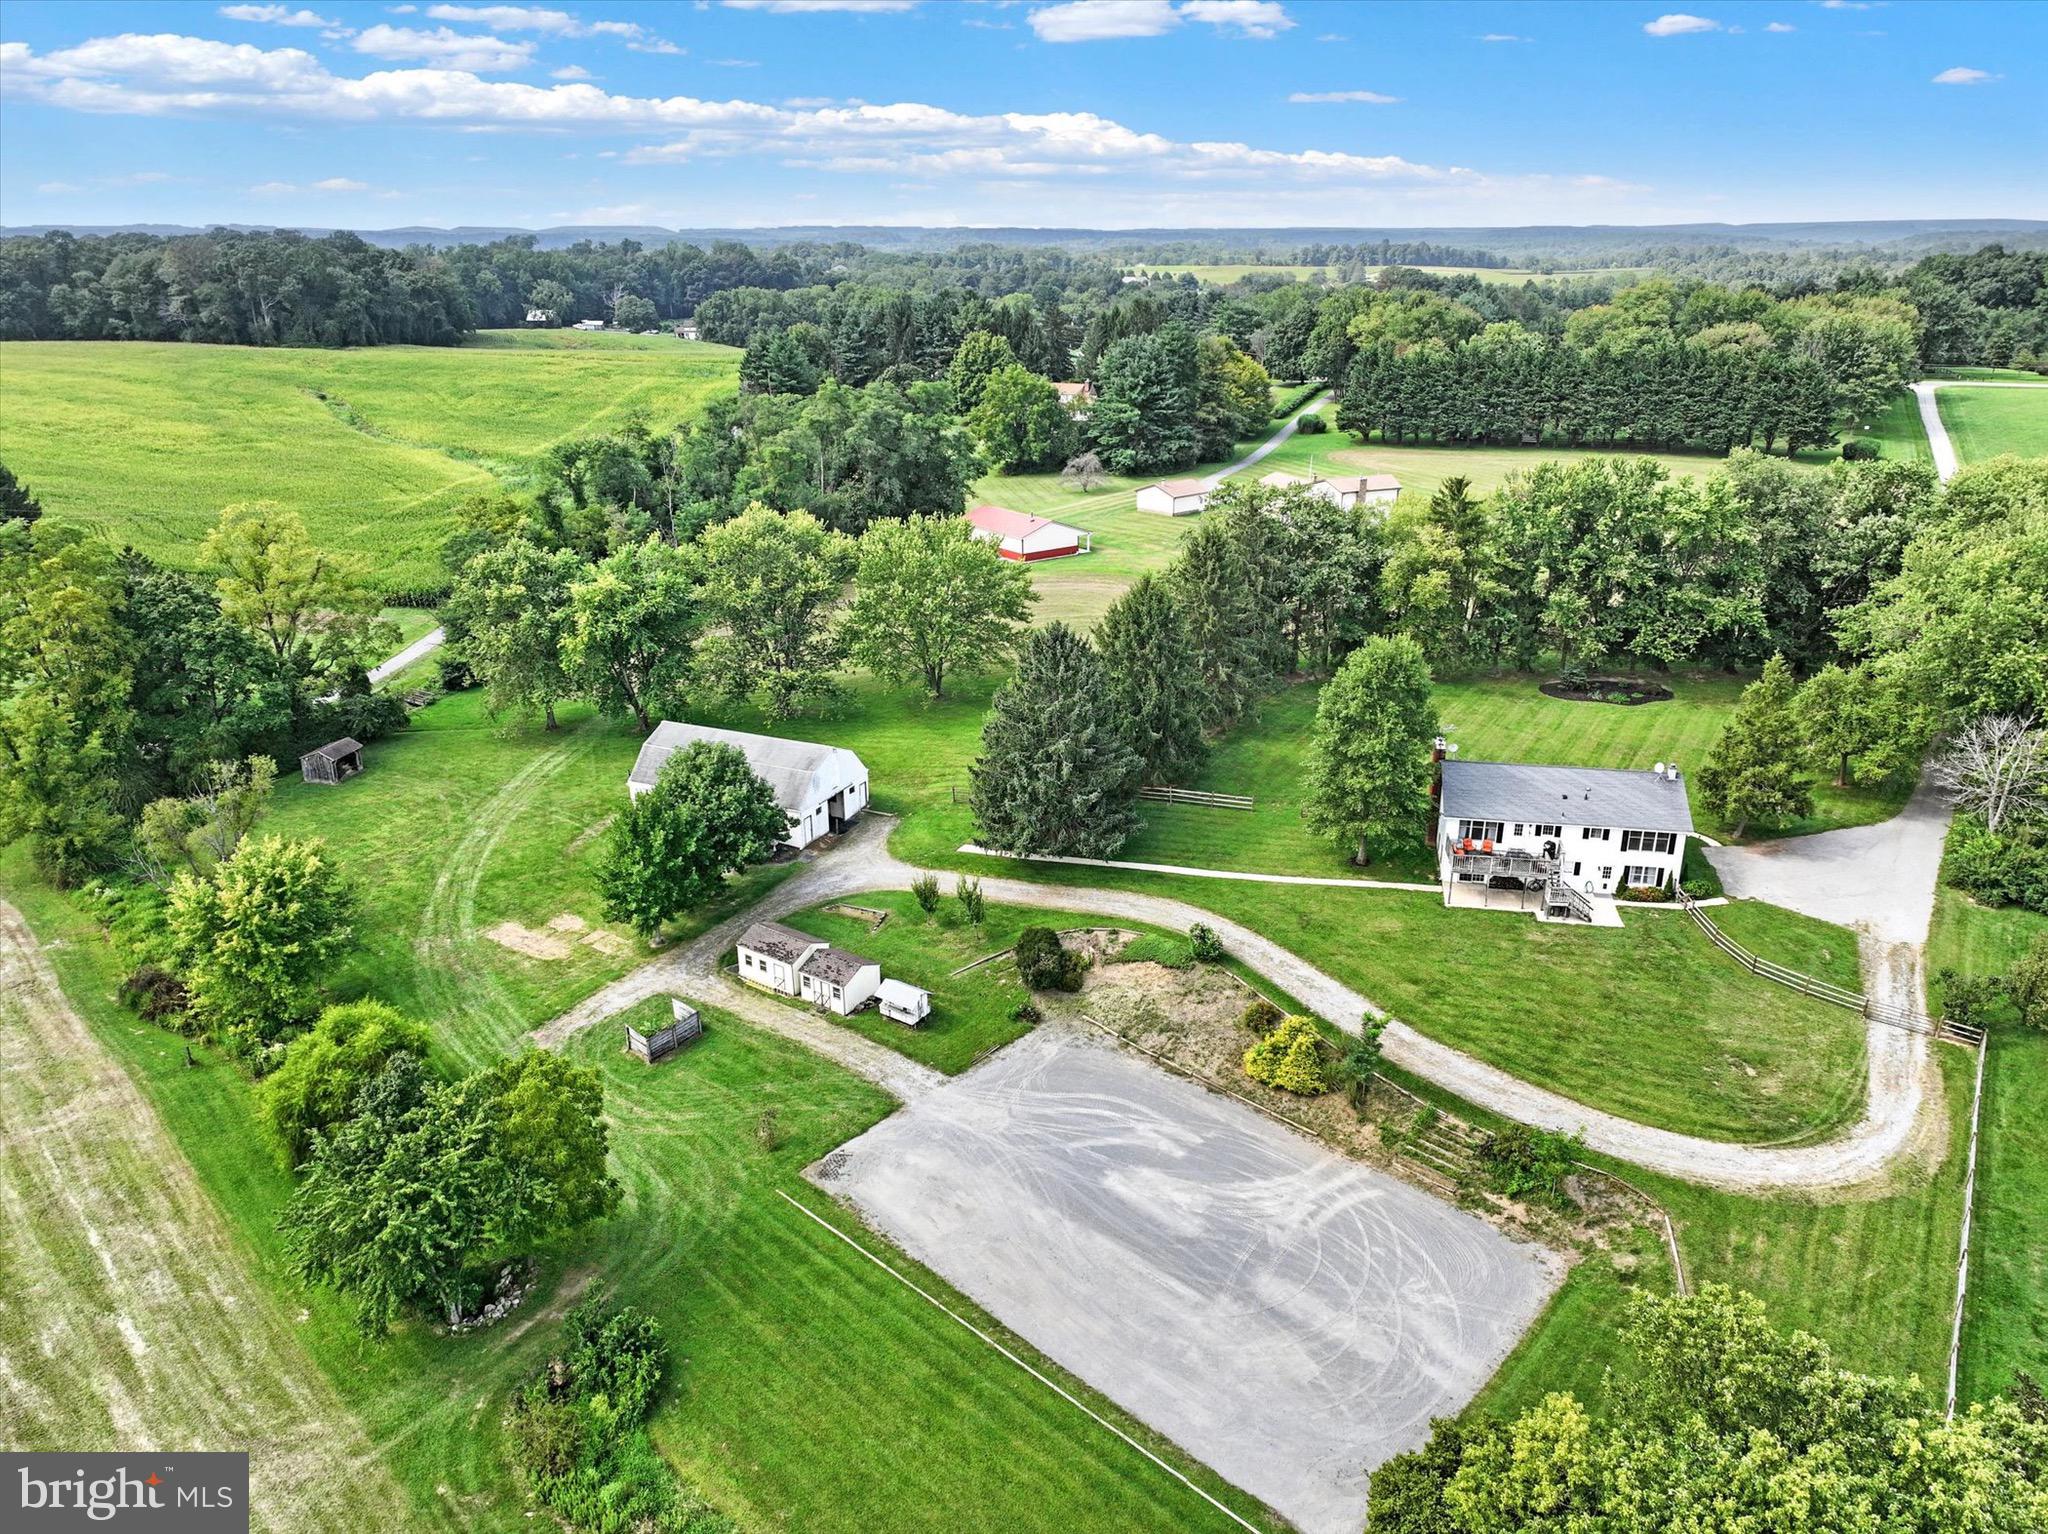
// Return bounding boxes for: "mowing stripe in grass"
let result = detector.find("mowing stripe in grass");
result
[774,1190,1273,1534]
[1946,1035,1989,1420]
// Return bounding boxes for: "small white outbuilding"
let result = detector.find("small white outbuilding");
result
[735,920,881,1017]
[876,979,932,1028]
[629,722,868,851]
[1135,478,1210,516]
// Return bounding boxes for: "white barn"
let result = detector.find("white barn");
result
[1135,478,1209,516]
[735,921,881,1016]
[1437,757,1693,920]
[966,504,1091,561]
[628,723,868,851]
[1319,473,1402,510]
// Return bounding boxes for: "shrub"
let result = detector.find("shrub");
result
[559,1290,668,1425]
[1240,997,1284,1035]
[1477,1123,1584,1205]
[1624,884,1672,903]
[955,875,985,925]
[258,999,432,1168]
[1679,878,1717,900]
[1294,413,1329,435]
[1841,437,1881,461]
[1010,1000,1042,1025]
[909,873,941,913]
[1943,817,2048,914]
[1187,922,1225,962]
[1243,1015,1333,1095]
[1014,926,1083,991]
[120,963,189,1025]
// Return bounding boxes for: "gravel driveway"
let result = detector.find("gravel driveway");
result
[816,1023,1564,1534]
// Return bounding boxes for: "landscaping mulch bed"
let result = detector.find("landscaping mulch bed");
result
[1538,677,1674,706]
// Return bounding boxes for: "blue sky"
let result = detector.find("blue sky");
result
[1,1,2041,230]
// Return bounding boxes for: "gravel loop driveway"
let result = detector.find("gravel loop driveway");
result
[533,796,1949,1192]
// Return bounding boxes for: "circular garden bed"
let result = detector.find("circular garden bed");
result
[1538,677,1674,706]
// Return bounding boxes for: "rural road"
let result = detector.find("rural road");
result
[1203,389,1334,487]
[1910,378,2048,483]
[536,801,1948,1194]
[368,624,445,685]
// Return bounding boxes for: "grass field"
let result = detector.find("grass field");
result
[0,332,743,598]
[1927,888,2048,1402]
[1935,383,2048,464]
[1844,387,1933,464]
[1925,365,2048,382]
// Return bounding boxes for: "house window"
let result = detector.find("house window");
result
[1512,823,1524,836]
[1622,830,1677,854]
[1581,826,1611,841]
[1456,819,1505,842]
[1625,864,1666,888]
[1572,862,1582,877]
[1534,823,1562,838]
[1600,867,1613,881]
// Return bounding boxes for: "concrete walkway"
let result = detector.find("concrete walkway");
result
[1202,390,1333,488]
[367,625,445,685]
[533,803,1948,1193]
[1910,379,2048,484]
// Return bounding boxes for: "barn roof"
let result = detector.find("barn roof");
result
[1322,473,1402,494]
[629,722,862,818]
[966,503,1077,542]
[1440,759,1694,835]
[1258,470,1313,488]
[737,921,818,964]
[302,737,364,762]
[798,945,875,984]
[1150,478,1209,496]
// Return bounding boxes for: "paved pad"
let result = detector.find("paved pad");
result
[817,1026,1563,1534]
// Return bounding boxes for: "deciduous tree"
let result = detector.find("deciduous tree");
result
[843,514,1033,699]
[1698,655,1814,837]
[695,504,854,716]
[260,1000,431,1168]
[562,535,700,732]
[596,741,790,938]
[446,538,584,729]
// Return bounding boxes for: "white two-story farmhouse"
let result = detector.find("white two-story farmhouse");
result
[1436,756,1693,921]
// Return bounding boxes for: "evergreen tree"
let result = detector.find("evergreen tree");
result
[1169,515,1279,727]
[1699,655,1815,837]
[0,461,41,525]
[1093,575,1208,784]
[970,622,1144,858]
[945,329,1019,413]
[1302,636,1439,866]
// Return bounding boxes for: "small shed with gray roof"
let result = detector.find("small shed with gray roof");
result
[629,723,867,850]
[735,920,882,1016]
[299,737,366,786]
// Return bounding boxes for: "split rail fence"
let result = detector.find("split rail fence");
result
[1138,786,1255,811]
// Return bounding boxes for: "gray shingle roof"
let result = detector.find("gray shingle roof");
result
[798,945,874,985]
[1439,759,1695,835]
[738,921,818,965]
[303,737,364,761]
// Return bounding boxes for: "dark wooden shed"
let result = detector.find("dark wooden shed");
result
[299,737,366,785]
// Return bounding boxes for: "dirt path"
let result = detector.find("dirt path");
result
[0,902,406,1530]
[530,813,1935,1192]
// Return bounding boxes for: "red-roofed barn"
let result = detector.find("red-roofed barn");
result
[965,504,1092,561]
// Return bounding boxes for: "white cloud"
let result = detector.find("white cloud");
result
[311,175,370,190]
[218,4,339,24]
[1288,90,1399,104]
[1765,21,1794,32]
[36,180,84,194]
[1479,33,1529,42]
[250,180,299,194]
[0,29,1660,225]
[1643,14,1721,36]
[1818,2,1871,9]
[424,5,578,28]
[720,1,921,12]
[551,63,595,78]
[1316,33,1347,43]
[715,58,763,67]
[1931,66,1996,85]
[1179,1,1294,37]
[352,24,535,70]
[1029,0,1291,43]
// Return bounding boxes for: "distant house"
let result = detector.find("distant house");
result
[299,737,365,786]
[735,921,881,1016]
[1258,470,1315,492]
[1053,381,1095,418]
[1135,478,1209,516]
[1437,756,1694,919]
[966,503,1091,561]
[628,723,867,851]
[572,318,607,332]
[523,307,551,326]
[877,979,932,1028]
[1319,473,1402,510]
[676,321,701,341]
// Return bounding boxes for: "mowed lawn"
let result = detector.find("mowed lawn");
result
[0,332,742,597]
[0,862,1272,1534]
[1935,384,2048,463]
[1928,889,2048,1402]
[1845,387,1933,464]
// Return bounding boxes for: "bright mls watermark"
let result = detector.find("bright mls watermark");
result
[5,1453,248,1531]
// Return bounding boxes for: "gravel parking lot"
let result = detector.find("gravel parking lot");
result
[816,1025,1564,1534]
